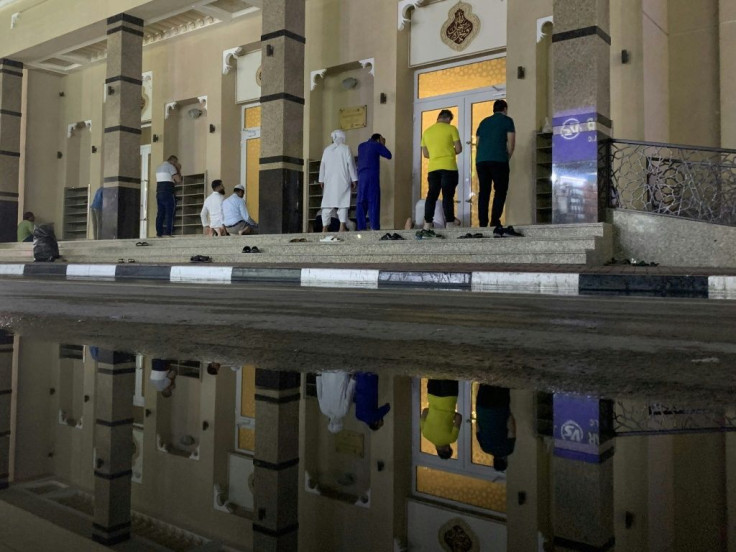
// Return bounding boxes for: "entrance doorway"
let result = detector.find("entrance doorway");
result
[413,57,506,227]
[140,144,151,239]
[240,104,261,221]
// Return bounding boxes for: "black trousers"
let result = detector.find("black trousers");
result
[425,170,459,224]
[476,385,510,408]
[477,161,510,227]
[427,379,459,397]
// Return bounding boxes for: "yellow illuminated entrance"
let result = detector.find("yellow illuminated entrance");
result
[242,105,261,221]
[415,58,506,227]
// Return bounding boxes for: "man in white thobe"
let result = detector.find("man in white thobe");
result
[200,179,227,236]
[316,371,356,434]
[319,129,357,233]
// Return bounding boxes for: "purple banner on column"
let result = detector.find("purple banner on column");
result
[553,393,611,463]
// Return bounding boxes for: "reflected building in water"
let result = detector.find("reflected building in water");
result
[1,333,736,551]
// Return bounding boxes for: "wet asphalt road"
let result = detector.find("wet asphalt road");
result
[1,278,735,402]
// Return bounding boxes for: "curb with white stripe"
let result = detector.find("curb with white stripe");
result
[0,263,734,299]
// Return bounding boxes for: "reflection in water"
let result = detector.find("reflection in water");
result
[1,333,735,551]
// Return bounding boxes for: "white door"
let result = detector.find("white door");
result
[413,92,505,226]
[140,144,151,239]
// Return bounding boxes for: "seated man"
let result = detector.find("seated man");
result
[404,200,446,230]
[222,183,258,235]
[17,211,35,242]
[420,379,462,459]
[317,371,356,434]
[475,385,516,472]
[200,180,227,236]
[150,359,176,398]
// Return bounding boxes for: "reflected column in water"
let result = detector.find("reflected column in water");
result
[0,330,13,490]
[91,349,136,545]
[552,393,615,551]
[253,369,300,551]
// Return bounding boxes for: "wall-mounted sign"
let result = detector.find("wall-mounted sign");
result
[440,1,481,52]
[339,105,368,130]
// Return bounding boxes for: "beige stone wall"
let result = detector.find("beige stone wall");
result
[305,0,413,230]
[720,0,736,149]
[506,0,553,225]
[668,0,720,147]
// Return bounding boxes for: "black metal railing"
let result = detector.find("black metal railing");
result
[601,139,736,226]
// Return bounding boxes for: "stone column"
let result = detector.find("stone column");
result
[92,350,136,546]
[551,0,611,224]
[253,370,300,551]
[0,330,13,490]
[0,59,23,242]
[101,14,143,239]
[258,1,306,234]
[552,393,615,551]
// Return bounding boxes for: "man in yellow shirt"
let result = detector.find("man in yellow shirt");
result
[420,379,462,459]
[419,110,463,238]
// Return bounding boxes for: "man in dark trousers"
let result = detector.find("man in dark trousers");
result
[476,99,522,237]
[356,133,392,231]
[354,372,391,430]
[475,384,516,472]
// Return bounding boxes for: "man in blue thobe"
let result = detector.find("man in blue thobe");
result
[354,372,391,430]
[356,134,392,231]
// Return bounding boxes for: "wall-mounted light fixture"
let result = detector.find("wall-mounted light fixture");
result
[209,124,216,133]
[517,66,526,79]
[107,85,115,95]
[380,92,387,104]
[152,134,159,142]
[91,146,97,153]
[56,151,62,159]
[621,49,630,64]
[266,44,274,56]
[58,91,65,97]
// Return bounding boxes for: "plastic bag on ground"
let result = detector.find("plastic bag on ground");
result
[32,224,60,262]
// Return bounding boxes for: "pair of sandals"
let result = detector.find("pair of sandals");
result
[380,233,406,241]
[135,241,150,247]
[118,258,136,263]
[242,246,261,253]
[289,238,308,243]
[190,255,212,263]
[458,233,485,239]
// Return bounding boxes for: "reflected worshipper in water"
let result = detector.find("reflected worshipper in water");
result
[421,379,462,459]
[354,372,390,431]
[475,385,516,472]
[316,370,356,433]
[150,358,177,398]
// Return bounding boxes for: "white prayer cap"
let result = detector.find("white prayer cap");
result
[331,130,346,145]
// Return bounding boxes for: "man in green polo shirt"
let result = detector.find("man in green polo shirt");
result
[476,99,522,237]
[419,109,463,237]
[17,211,34,242]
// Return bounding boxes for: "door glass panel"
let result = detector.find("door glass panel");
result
[240,364,256,418]
[419,378,459,459]
[244,106,261,129]
[469,100,495,227]
[419,107,459,200]
[416,466,507,512]
[245,138,260,220]
[418,58,506,99]
[470,381,494,467]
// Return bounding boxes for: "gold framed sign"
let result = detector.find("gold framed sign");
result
[339,105,367,130]
[441,1,481,52]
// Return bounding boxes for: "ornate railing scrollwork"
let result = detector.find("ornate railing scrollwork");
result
[603,139,736,226]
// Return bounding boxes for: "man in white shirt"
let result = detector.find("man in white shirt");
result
[155,155,182,237]
[316,371,356,434]
[200,180,227,236]
[222,183,258,235]
[319,130,357,233]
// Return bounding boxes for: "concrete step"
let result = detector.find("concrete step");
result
[63,252,591,265]
[0,223,611,266]
[52,237,599,256]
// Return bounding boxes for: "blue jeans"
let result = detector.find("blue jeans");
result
[156,191,176,236]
